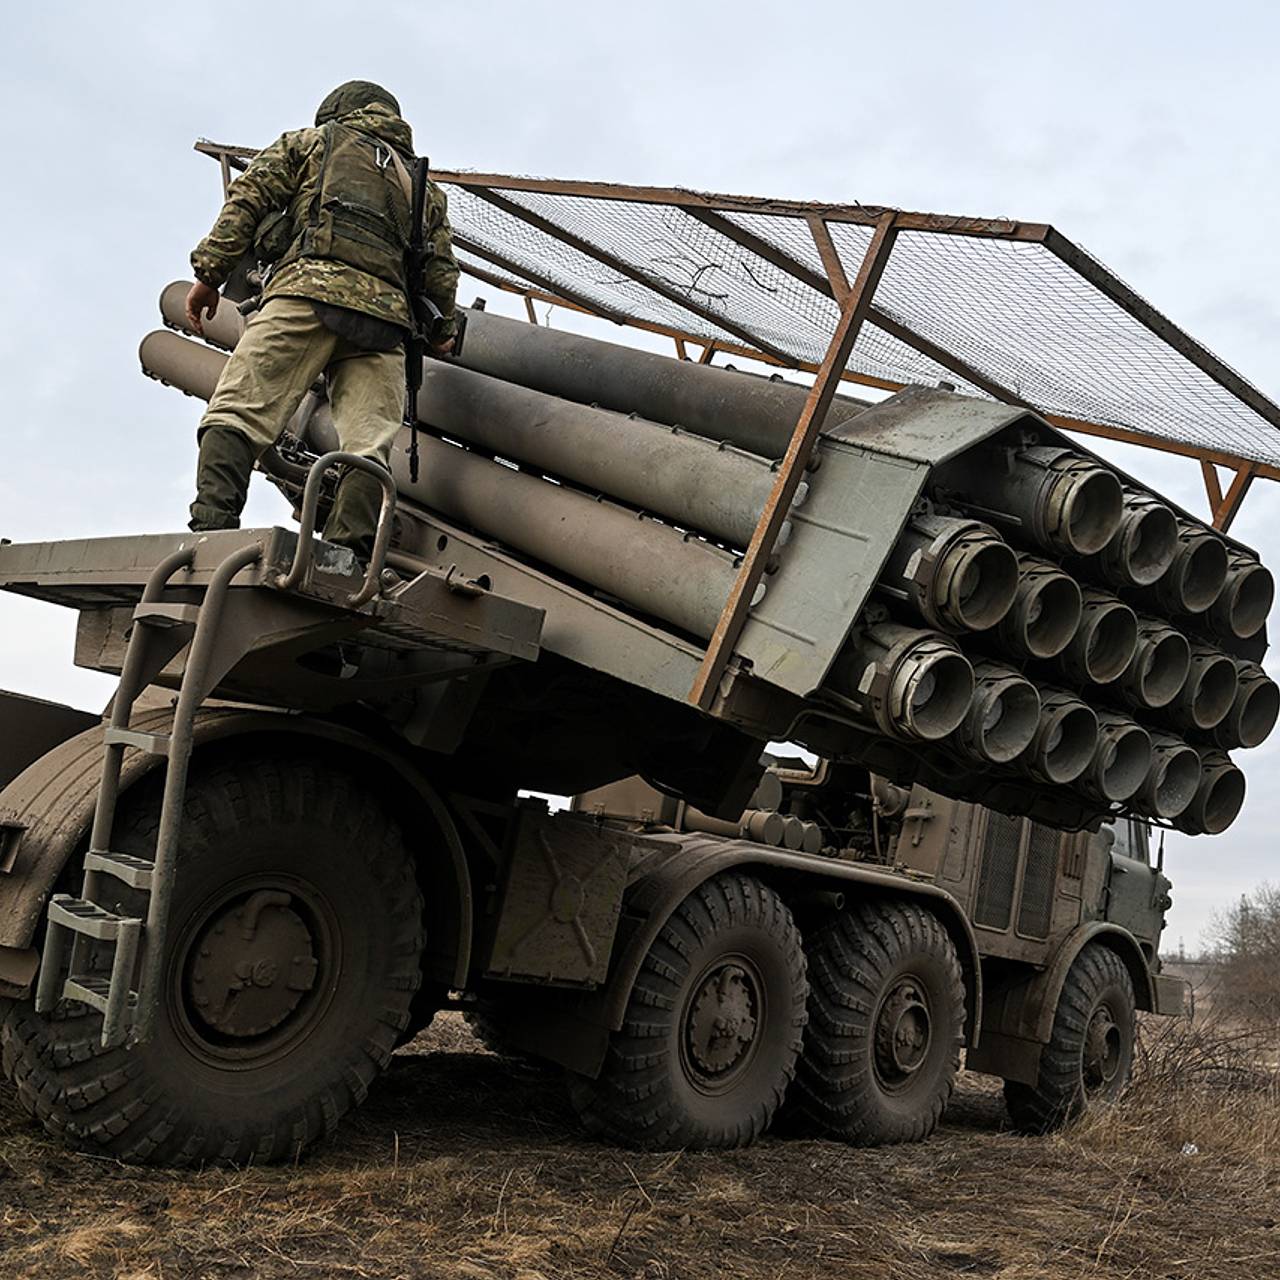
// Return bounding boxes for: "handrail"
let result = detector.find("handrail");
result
[274,451,397,607]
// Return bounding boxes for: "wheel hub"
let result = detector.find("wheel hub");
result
[874,978,932,1088]
[686,962,759,1080]
[1083,1004,1122,1091]
[187,889,319,1039]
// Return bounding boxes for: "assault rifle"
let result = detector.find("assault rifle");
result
[405,155,466,483]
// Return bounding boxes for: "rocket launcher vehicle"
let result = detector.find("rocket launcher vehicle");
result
[143,284,1278,836]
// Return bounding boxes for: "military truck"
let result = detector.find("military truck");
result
[0,162,1275,1166]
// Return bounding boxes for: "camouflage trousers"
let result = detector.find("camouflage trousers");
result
[192,294,403,554]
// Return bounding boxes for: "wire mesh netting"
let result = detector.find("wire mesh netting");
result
[194,145,1280,470]
[439,180,1280,469]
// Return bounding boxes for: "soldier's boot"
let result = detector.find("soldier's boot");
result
[189,425,257,531]
[322,468,386,563]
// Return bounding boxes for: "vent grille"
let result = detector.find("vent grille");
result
[1018,824,1060,939]
[974,812,1022,930]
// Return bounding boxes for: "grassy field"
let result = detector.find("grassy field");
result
[2,1012,1279,1280]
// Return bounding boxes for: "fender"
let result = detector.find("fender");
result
[0,705,472,996]
[966,922,1155,1085]
[594,833,984,1044]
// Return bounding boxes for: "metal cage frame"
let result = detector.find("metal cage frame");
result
[194,139,1279,708]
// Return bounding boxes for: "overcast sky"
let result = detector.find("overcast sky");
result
[2,1,1277,949]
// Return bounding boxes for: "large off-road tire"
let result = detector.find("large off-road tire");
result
[0,751,423,1166]
[1003,943,1136,1134]
[793,899,964,1145]
[569,872,807,1150]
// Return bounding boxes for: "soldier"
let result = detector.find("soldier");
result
[184,79,459,559]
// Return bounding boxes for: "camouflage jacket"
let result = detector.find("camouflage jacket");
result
[191,102,459,335]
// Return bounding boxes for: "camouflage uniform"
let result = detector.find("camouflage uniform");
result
[188,80,459,556]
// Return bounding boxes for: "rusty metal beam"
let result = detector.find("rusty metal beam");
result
[1040,413,1280,484]
[807,214,852,301]
[194,142,1051,240]
[699,344,718,365]
[689,213,901,711]
[1201,460,1224,514]
[435,169,1051,240]
[1213,465,1256,532]
[1043,228,1280,439]
[466,186,792,363]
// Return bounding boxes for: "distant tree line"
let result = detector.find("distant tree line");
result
[1210,883,1280,1024]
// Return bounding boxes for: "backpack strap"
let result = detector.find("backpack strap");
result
[384,144,414,207]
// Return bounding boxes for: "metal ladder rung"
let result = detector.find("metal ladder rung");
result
[132,602,201,628]
[46,894,136,941]
[103,726,171,755]
[83,850,155,890]
[63,975,124,1015]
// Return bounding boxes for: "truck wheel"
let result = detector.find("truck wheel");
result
[0,752,423,1166]
[794,899,964,1145]
[568,872,807,1150]
[1003,943,1135,1134]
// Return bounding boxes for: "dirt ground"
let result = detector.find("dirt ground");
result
[2,1013,1278,1280]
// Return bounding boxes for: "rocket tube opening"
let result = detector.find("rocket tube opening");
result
[1235,677,1280,749]
[892,649,974,741]
[1117,502,1178,586]
[1188,654,1238,730]
[1033,700,1098,785]
[1007,569,1081,659]
[1174,535,1229,614]
[1088,723,1152,803]
[1060,468,1123,556]
[973,678,1040,764]
[940,540,1018,632]
[1221,561,1275,639]
[1076,603,1138,684]
[1182,761,1246,835]
[1133,630,1192,709]
[1142,744,1202,819]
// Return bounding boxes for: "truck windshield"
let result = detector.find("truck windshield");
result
[1109,818,1150,864]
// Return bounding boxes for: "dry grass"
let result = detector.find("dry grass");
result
[2,1014,1278,1280]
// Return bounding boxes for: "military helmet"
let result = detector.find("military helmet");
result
[315,80,401,124]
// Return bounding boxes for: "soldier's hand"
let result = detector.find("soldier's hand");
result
[186,281,221,336]
[430,335,456,357]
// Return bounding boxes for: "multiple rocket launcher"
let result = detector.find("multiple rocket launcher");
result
[140,282,1277,837]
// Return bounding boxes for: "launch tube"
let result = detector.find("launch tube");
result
[1078,712,1151,804]
[1175,747,1246,835]
[1019,687,1098,785]
[140,330,752,640]
[1151,521,1228,616]
[1137,732,1202,820]
[949,659,1040,765]
[830,624,975,743]
[412,360,793,549]
[996,553,1081,660]
[935,445,1123,557]
[1116,617,1191,711]
[1209,550,1274,641]
[160,280,245,352]
[1212,660,1280,750]
[454,306,871,460]
[1057,587,1138,686]
[1170,642,1239,732]
[878,513,1017,634]
[1094,490,1178,588]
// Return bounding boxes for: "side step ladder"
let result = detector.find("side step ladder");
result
[35,452,395,1048]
